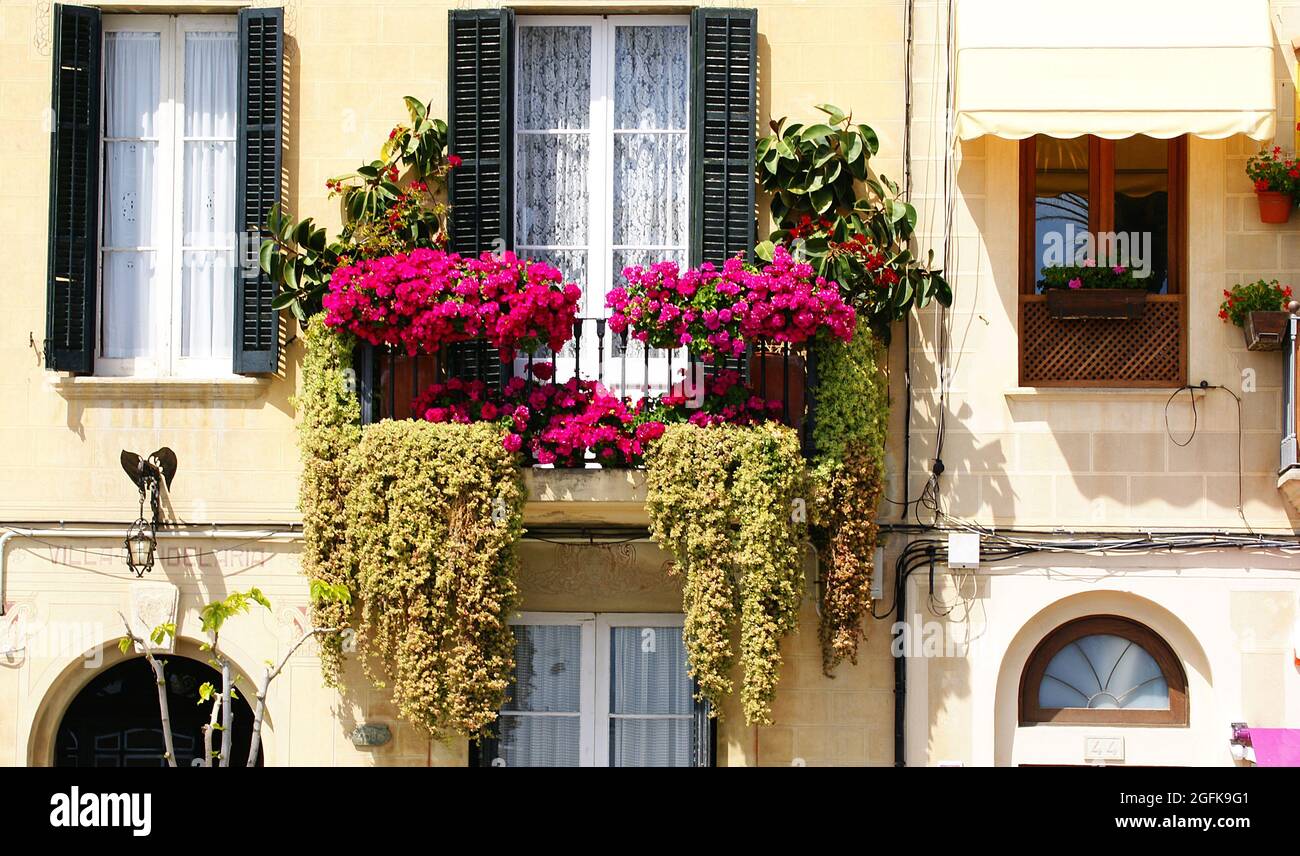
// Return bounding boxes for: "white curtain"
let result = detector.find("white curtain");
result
[102,31,160,359]
[496,625,583,767]
[608,626,693,767]
[181,31,237,360]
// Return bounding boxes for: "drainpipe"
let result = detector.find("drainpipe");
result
[894,543,937,767]
[1,526,303,616]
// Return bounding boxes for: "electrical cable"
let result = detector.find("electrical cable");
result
[1160,381,1251,531]
[0,524,299,561]
[1164,385,1200,447]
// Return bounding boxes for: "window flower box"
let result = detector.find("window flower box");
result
[1045,288,1148,321]
[1243,310,1291,351]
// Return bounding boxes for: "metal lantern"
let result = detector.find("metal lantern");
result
[125,516,156,577]
[120,447,175,577]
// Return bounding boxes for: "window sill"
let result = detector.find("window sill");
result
[1005,387,1206,401]
[49,375,270,401]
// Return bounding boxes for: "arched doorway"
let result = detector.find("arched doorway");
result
[54,655,260,767]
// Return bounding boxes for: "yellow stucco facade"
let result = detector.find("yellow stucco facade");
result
[0,0,1297,767]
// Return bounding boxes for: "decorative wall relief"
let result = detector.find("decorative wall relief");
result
[128,582,179,653]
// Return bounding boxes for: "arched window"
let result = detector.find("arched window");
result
[1019,615,1187,726]
[55,655,260,766]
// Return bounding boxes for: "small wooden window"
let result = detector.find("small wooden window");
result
[1018,135,1188,387]
[1019,615,1188,726]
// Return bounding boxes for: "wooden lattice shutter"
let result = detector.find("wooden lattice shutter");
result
[689,8,757,267]
[447,8,514,384]
[234,7,284,375]
[45,4,101,373]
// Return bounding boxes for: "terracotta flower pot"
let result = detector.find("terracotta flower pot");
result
[747,350,807,425]
[1242,310,1290,351]
[1255,190,1293,224]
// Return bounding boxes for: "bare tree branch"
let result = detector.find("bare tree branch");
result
[246,627,340,767]
[118,612,178,768]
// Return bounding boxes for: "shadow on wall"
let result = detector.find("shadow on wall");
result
[920,573,988,765]
[889,137,1016,525]
[900,133,1299,530]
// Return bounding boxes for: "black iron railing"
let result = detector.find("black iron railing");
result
[355,317,817,457]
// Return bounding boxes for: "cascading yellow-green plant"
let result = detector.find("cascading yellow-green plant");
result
[298,312,526,735]
[296,315,360,684]
[344,419,525,737]
[809,330,889,675]
[645,422,809,726]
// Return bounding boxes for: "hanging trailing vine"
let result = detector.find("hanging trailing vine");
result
[644,423,809,726]
[298,310,526,734]
[344,420,525,737]
[297,315,360,684]
[809,332,888,675]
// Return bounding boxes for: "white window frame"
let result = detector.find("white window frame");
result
[97,14,237,379]
[507,611,688,767]
[512,16,690,401]
[499,612,595,767]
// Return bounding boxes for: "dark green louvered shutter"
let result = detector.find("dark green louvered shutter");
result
[690,8,757,383]
[45,4,101,373]
[448,8,514,385]
[689,8,757,267]
[233,7,284,375]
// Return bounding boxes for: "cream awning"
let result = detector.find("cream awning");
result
[954,0,1277,141]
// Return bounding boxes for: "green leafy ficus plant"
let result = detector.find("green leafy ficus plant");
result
[755,103,951,341]
[1219,279,1294,327]
[261,96,452,323]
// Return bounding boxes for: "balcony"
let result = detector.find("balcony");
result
[351,318,816,522]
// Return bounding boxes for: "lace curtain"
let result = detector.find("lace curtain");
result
[514,23,688,312]
[612,25,689,285]
[515,26,592,313]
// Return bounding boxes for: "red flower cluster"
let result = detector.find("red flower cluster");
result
[788,214,834,241]
[1246,147,1300,195]
[606,245,855,361]
[647,369,785,428]
[412,365,667,467]
[323,249,582,359]
[738,245,857,344]
[828,233,900,288]
[1219,279,1293,326]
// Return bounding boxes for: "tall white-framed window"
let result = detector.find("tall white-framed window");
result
[513,16,689,398]
[99,15,237,378]
[490,612,696,767]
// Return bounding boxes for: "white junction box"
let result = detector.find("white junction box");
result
[947,532,980,569]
